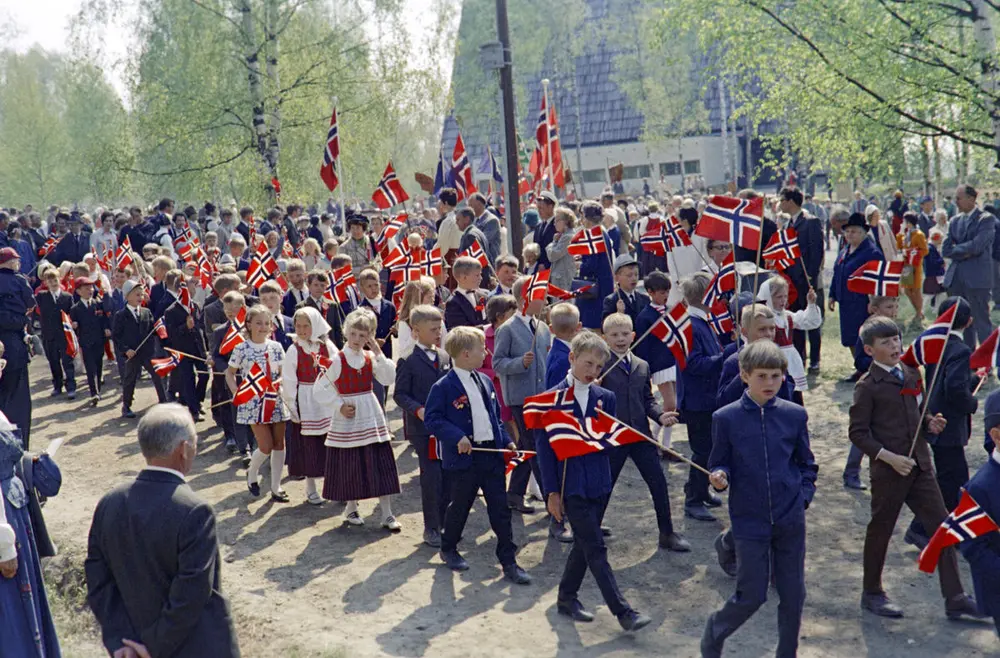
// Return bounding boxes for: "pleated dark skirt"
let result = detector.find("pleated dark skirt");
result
[323,441,400,501]
[285,422,327,478]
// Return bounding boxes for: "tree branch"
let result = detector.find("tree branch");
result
[120,144,253,176]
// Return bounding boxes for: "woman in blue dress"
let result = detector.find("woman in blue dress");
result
[575,202,617,330]
[828,212,883,380]
[0,420,62,658]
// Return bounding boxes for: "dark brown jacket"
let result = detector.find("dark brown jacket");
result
[848,363,933,471]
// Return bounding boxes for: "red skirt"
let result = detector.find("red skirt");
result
[285,422,327,478]
[323,441,400,502]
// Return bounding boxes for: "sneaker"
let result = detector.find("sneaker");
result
[66,390,76,400]
[382,516,402,532]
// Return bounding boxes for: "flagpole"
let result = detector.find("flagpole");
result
[126,327,158,361]
[333,103,346,223]
[169,350,208,363]
[626,420,712,475]
[542,78,553,194]
[596,307,668,383]
[907,310,957,458]
[470,447,536,455]
[973,372,988,396]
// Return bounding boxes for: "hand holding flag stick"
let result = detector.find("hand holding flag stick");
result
[903,303,958,457]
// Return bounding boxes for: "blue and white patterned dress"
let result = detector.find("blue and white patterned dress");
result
[228,338,290,425]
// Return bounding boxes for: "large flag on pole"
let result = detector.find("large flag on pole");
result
[452,132,475,202]
[697,195,764,250]
[372,162,410,210]
[320,106,340,191]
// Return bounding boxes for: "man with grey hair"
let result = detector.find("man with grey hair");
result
[85,403,239,658]
[943,183,996,348]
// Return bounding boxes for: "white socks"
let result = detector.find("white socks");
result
[345,500,359,516]
[379,495,394,520]
[305,477,318,498]
[659,424,673,449]
[247,449,268,485]
[270,449,285,494]
[527,474,543,500]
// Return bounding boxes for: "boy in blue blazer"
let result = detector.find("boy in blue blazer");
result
[965,391,1000,636]
[536,331,652,632]
[424,326,531,585]
[703,341,818,658]
[69,277,112,406]
[394,305,450,547]
[677,272,725,521]
[36,268,77,398]
[545,303,580,389]
[601,254,649,325]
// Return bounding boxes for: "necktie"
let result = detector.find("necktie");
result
[529,318,537,334]
[471,372,490,409]
[620,356,631,375]
[890,367,904,383]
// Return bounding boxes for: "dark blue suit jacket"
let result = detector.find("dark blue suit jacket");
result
[600,354,661,437]
[70,298,111,348]
[678,315,724,413]
[924,335,978,447]
[281,288,308,318]
[545,338,571,389]
[360,297,396,358]
[393,346,449,439]
[270,314,293,351]
[35,290,73,343]
[535,380,616,499]
[829,238,882,347]
[960,457,1000,618]
[50,232,89,266]
[424,369,512,471]
[716,348,796,408]
[534,218,557,269]
[634,305,676,376]
[601,289,650,326]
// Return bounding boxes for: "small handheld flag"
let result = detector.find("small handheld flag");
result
[917,489,999,573]
[901,303,957,368]
[233,362,273,406]
[650,303,694,370]
[847,260,903,297]
[151,348,183,377]
[697,195,764,250]
[152,317,168,340]
[970,327,1000,370]
[220,306,247,355]
[61,311,80,359]
[762,228,801,263]
[568,225,608,258]
[702,252,736,307]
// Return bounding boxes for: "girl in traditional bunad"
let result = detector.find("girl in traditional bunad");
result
[757,275,821,403]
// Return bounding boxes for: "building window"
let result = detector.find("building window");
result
[660,162,681,176]
[684,160,701,174]
[581,169,606,184]
[623,165,651,180]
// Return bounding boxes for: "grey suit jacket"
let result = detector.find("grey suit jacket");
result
[475,211,502,264]
[943,207,996,290]
[545,230,576,291]
[492,314,551,405]
[85,469,239,658]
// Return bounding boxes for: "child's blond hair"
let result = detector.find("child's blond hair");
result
[570,330,610,361]
[602,312,633,334]
[344,307,377,336]
[409,304,442,327]
[444,325,485,359]
[739,340,787,373]
[549,303,580,335]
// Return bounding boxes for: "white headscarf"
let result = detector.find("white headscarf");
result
[294,306,332,345]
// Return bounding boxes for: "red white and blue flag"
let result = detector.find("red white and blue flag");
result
[115,236,135,271]
[38,234,62,258]
[547,282,594,301]
[151,348,183,377]
[847,260,903,297]
[256,390,281,424]
[246,240,280,290]
[61,311,80,359]
[233,362,274,406]
[504,450,535,476]
[702,252,736,307]
[372,161,410,210]
[421,245,443,278]
[545,407,647,460]
[523,387,576,429]
[375,214,406,258]
[152,317,168,340]
[901,303,957,368]
[220,305,247,355]
[918,489,999,573]
[650,303,694,370]
[568,225,608,257]
[762,228,801,263]
[458,238,489,268]
[320,105,340,191]
[697,195,764,250]
[452,132,475,202]
[970,327,1000,370]
[707,300,734,338]
[521,268,550,314]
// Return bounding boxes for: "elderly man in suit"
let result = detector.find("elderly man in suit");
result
[943,184,996,348]
[456,209,491,288]
[493,275,551,518]
[533,191,558,270]
[468,192,501,265]
[85,404,240,658]
[779,187,825,372]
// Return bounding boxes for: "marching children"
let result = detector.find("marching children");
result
[848,315,982,620]
[163,272,207,420]
[634,270,676,450]
[601,254,648,325]
[537,331,651,631]
[299,267,345,348]
[112,280,168,418]
[281,306,338,506]
[545,303,581,389]
[424,326,530,584]
[444,256,486,330]
[36,268,76,399]
[758,275,821,401]
[226,304,291,502]
[715,304,794,408]
[963,391,1000,635]
[600,313,687,551]
[313,308,401,531]
[702,340,818,658]
[905,297,978,548]
[358,267,396,408]
[69,276,111,406]
[676,272,725,521]
[211,291,250,461]
[394,304,450,547]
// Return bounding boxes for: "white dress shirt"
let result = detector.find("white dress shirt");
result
[144,465,187,482]
[567,374,590,413]
[437,212,462,253]
[455,367,494,444]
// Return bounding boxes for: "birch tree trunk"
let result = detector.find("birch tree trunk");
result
[970,0,1000,168]
[264,0,281,191]
[933,135,942,201]
[240,0,268,181]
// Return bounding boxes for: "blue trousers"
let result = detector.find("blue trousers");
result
[442,450,516,565]
[704,523,806,658]
[43,338,75,393]
[684,411,714,506]
[843,443,864,480]
[0,364,31,450]
[409,433,449,533]
[559,494,631,617]
[608,441,674,535]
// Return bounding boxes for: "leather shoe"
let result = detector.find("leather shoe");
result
[508,497,537,514]
[701,614,723,658]
[945,594,988,620]
[601,526,613,538]
[423,529,442,548]
[502,563,532,585]
[684,504,715,521]
[861,591,903,618]
[659,532,691,552]
[557,599,594,622]
[439,549,469,571]
[121,407,136,419]
[843,476,867,490]
[904,528,929,550]
[841,371,863,383]
[713,532,737,576]
[550,520,574,543]
[704,492,723,508]
[617,610,652,632]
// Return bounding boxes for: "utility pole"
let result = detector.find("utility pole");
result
[494,0,523,265]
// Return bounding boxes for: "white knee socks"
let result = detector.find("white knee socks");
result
[659,424,673,449]
[247,449,268,485]
[305,477,318,498]
[345,500,359,516]
[379,495,394,520]
[270,449,285,494]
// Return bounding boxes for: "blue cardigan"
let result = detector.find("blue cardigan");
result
[545,338,571,389]
[960,457,1000,619]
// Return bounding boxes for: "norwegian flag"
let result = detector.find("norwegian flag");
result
[568,225,609,258]
[504,450,535,476]
[762,228,801,263]
[452,132,475,202]
[38,234,62,258]
[650,303,694,370]
[427,435,441,461]
[901,302,958,368]
[769,257,796,273]
[544,407,646,460]
[847,260,903,297]
[372,161,410,210]
[918,489,999,573]
[325,265,359,306]
[701,252,737,307]
[246,240,280,290]
[458,238,489,268]
[256,389,281,424]
[381,242,410,269]
[970,327,1000,369]
[61,311,80,359]
[392,285,407,312]
[904,248,922,268]
[697,195,764,250]
[523,387,576,429]
[663,214,693,251]
[177,279,192,313]
[375,214,405,257]
[115,236,135,271]
[151,348,183,377]
[521,268,550,314]
[152,317,168,340]
[233,362,274,406]
[707,300,734,338]
[527,93,565,188]
[320,105,340,191]
[421,246,443,277]
[220,306,247,355]
[547,282,594,301]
